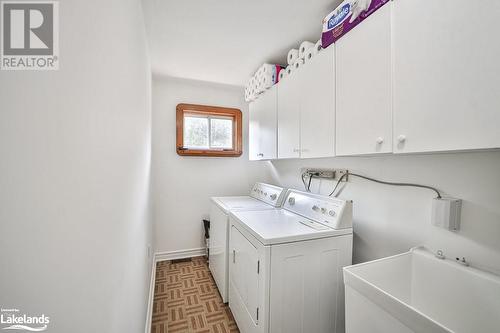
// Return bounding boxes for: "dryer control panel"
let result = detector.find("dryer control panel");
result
[250,183,286,207]
[283,189,352,229]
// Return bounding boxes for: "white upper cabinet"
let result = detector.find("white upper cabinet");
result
[393,0,500,153]
[300,46,335,158]
[249,98,261,161]
[249,85,277,160]
[278,46,335,159]
[277,71,301,159]
[335,3,392,156]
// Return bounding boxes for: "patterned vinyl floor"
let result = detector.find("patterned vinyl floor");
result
[151,256,239,333]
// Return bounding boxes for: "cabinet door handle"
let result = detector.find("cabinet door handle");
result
[376,137,384,144]
[233,250,236,263]
[397,135,406,143]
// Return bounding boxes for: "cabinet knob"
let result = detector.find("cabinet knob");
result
[257,153,264,157]
[293,148,300,153]
[376,137,384,144]
[397,135,406,143]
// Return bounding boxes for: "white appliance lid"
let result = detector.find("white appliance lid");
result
[211,183,286,213]
[212,196,274,213]
[230,209,352,246]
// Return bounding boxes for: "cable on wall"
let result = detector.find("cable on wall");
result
[301,170,320,192]
[328,171,442,199]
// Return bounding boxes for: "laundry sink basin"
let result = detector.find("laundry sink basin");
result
[343,247,500,333]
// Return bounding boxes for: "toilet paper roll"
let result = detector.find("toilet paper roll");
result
[261,76,272,89]
[299,41,315,59]
[304,48,315,63]
[261,63,275,75]
[314,39,322,54]
[286,65,294,76]
[287,48,299,65]
[278,68,287,81]
[293,58,304,70]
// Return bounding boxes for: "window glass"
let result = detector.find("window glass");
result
[210,117,233,149]
[184,116,209,148]
[176,104,242,157]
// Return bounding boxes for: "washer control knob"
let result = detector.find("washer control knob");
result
[329,210,336,216]
[270,193,277,200]
[288,197,295,205]
[321,207,327,214]
[312,205,320,211]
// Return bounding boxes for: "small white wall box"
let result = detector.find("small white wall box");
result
[431,198,462,231]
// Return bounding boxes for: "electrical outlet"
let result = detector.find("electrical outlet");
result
[301,168,349,181]
[336,169,349,182]
[303,168,336,179]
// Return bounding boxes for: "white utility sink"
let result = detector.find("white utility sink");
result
[343,247,500,333]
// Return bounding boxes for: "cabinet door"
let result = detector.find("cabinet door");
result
[335,3,392,156]
[300,46,336,158]
[258,86,278,160]
[277,73,301,159]
[248,100,261,161]
[393,0,500,153]
[249,87,277,160]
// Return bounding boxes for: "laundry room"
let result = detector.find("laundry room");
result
[1,0,499,333]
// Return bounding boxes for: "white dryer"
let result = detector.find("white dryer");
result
[210,183,286,303]
[228,189,353,333]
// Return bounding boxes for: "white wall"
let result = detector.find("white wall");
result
[0,1,152,332]
[268,151,500,275]
[151,76,272,254]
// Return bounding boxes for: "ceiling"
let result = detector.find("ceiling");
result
[142,0,341,86]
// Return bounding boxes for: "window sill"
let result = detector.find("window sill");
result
[176,148,242,157]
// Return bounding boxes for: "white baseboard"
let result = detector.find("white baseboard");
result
[144,247,207,332]
[144,257,156,333]
[155,247,207,262]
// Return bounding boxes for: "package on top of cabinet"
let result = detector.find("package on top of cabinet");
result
[321,0,389,48]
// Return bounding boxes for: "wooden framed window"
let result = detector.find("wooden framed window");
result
[176,103,242,157]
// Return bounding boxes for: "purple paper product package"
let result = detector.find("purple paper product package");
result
[322,0,389,48]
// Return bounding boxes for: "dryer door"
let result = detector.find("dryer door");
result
[230,225,260,328]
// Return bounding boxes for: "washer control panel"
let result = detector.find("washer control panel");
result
[250,183,286,207]
[283,189,352,229]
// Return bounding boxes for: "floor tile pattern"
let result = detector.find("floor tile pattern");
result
[151,256,239,333]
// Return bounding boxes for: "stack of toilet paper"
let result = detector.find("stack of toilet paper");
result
[279,39,323,81]
[245,63,284,102]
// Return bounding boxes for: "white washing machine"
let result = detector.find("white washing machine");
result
[228,189,353,333]
[210,183,286,303]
